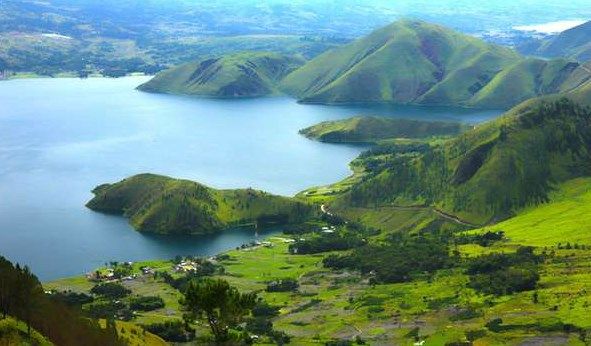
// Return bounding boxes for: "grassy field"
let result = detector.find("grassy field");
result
[475,178,591,247]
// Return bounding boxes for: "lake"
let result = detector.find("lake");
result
[0,76,501,280]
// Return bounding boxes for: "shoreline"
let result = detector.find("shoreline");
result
[0,71,151,81]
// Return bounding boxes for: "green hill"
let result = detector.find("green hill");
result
[332,97,591,225]
[281,20,587,109]
[299,116,469,143]
[86,174,314,235]
[519,21,591,62]
[138,52,304,98]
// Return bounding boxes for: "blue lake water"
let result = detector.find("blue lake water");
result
[0,76,501,280]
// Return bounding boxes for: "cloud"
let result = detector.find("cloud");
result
[513,20,587,34]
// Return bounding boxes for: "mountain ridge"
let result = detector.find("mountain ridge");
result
[281,20,590,109]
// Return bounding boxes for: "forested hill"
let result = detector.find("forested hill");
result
[332,98,591,225]
[138,52,304,98]
[280,20,591,109]
[86,174,315,235]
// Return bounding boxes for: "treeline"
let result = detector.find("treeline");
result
[0,256,125,345]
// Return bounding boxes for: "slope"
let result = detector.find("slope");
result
[138,52,304,98]
[86,174,314,235]
[479,177,591,246]
[332,97,591,225]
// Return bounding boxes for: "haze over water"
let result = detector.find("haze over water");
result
[0,76,501,280]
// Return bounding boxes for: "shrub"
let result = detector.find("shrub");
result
[143,320,195,342]
[129,296,165,311]
[90,282,131,299]
[266,278,299,292]
[467,247,541,295]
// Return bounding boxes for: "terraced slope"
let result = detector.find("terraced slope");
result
[86,174,314,235]
[281,20,588,109]
[138,52,304,98]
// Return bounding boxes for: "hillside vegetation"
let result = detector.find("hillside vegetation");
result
[331,98,591,225]
[299,116,468,143]
[138,52,303,98]
[479,177,591,246]
[86,174,314,234]
[519,20,591,62]
[281,20,590,109]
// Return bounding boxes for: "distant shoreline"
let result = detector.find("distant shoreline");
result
[0,71,151,81]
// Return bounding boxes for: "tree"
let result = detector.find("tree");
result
[13,265,44,335]
[183,278,256,342]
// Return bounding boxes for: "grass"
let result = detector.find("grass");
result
[0,317,52,345]
[296,163,366,204]
[475,178,591,247]
[98,320,167,346]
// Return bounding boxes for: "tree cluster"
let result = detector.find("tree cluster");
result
[0,256,124,345]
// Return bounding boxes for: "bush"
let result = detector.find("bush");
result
[467,247,541,295]
[465,329,487,342]
[485,318,503,332]
[252,302,281,317]
[49,291,94,306]
[289,231,365,254]
[143,320,195,342]
[245,317,273,335]
[129,296,165,311]
[90,282,131,299]
[85,300,127,319]
[266,279,299,292]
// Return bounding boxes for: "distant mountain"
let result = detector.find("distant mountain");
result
[518,21,591,62]
[86,174,314,235]
[332,98,591,225]
[138,52,304,98]
[300,116,468,143]
[281,20,588,109]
